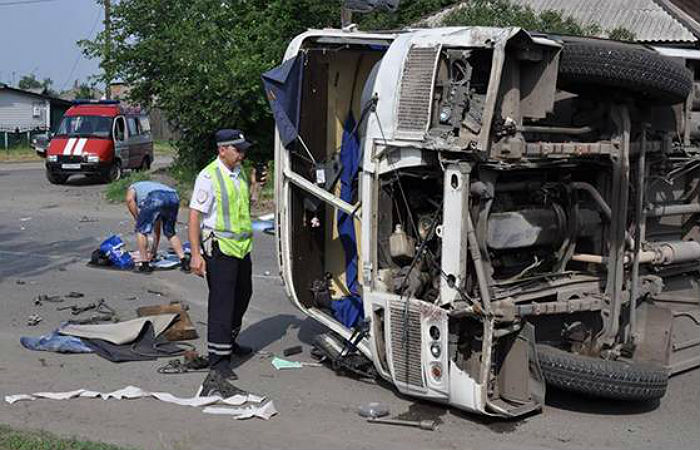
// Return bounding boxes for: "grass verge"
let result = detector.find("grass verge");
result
[104,171,152,203]
[0,146,42,163]
[153,140,177,156]
[0,424,133,450]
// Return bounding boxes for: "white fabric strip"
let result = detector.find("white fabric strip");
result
[63,138,77,155]
[5,386,275,420]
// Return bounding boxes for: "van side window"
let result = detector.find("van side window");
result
[138,117,151,135]
[127,117,139,137]
[114,117,126,141]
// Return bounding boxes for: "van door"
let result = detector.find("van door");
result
[113,116,129,166]
[126,116,143,168]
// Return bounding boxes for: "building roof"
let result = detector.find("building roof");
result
[0,83,72,106]
[420,0,700,44]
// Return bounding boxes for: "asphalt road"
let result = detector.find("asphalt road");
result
[0,159,698,450]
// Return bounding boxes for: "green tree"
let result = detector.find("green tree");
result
[608,26,636,41]
[81,0,342,171]
[76,83,96,100]
[18,74,58,96]
[355,0,460,29]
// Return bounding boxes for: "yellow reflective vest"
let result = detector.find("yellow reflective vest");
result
[205,159,253,258]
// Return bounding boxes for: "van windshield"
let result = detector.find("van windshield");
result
[56,116,113,138]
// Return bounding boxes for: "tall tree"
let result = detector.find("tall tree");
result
[18,74,43,90]
[81,0,343,170]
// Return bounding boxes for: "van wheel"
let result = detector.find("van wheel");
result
[536,344,668,401]
[46,169,68,185]
[139,156,151,171]
[557,38,693,104]
[105,160,122,183]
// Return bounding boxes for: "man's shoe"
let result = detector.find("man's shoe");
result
[217,364,238,381]
[180,255,191,273]
[199,370,246,398]
[232,342,254,356]
[134,262,154,274]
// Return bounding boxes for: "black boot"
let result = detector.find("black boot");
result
[200,370,246,397]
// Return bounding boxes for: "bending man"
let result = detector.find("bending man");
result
[126,180,189,273]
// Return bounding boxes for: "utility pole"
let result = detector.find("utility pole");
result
[104,0,112,99]
[341,6,352,28]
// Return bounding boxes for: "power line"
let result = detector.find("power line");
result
[61,5,103,91]
[0,0,60,7]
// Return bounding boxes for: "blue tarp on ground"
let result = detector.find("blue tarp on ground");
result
[21,329,93,353]
[261,54,305,147]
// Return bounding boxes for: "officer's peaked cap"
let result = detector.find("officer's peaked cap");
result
[215,129,252,151]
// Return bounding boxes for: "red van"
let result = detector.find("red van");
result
[45,100,154,184]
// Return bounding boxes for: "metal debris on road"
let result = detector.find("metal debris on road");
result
[16,280,26,285]
[66,291,84,298]
[282,345,303,357]
[358,402,390,419]
[367,417,438,431]
[26,314,42,326]
[34,294,64,306]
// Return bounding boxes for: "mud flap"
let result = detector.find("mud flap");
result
[635,304,673,367]
[490,323,545,417]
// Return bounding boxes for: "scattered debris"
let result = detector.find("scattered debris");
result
[27,314,42,326]
[147,289,164,296]
[34,294,63,306]
[124,296,137,301]
[157,352,210,374]
[264,270,271,276]
[271,357,321,370]
[19,217,32,222]
[66,291,84,298]
[136,302,198,341]
[358,402,390,419]
[367,417,438,431]
[58,302,97,315]
[5,386,276,420]
[65,300,118,324]
[79,216,99,223]
[38,358,47,367]
[16,279,26,285]
[20,330,94,353]
[283,345,303,357]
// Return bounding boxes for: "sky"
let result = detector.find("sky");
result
[0,0,104,92]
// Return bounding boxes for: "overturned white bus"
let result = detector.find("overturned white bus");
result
[267,26,700,417]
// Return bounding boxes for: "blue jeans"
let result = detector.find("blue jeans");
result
[135,190,180,238]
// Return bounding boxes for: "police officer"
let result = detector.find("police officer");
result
[188,129,265,395]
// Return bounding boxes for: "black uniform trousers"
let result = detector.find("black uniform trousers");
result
[204,241,252,372]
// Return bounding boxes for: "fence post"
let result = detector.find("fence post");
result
[4,132,8,152]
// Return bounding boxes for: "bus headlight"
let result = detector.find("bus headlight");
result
[47,155,58,162]
[86,155,100,163]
